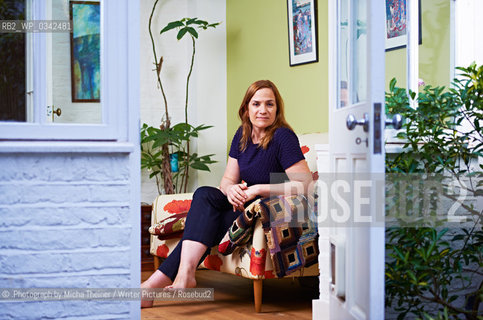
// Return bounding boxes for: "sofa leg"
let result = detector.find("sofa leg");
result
[153,256,160,271]
[253,279,263,313]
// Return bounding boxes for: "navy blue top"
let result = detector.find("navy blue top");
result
[228,127,305,186]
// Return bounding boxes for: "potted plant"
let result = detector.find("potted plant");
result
[141,0,219,195]
[384,63,482,320]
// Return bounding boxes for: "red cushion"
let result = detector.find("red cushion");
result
[149,212,187,240]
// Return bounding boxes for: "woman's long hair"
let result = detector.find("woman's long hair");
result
[238,80,293,151]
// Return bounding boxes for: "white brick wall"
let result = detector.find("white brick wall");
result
[0,153,134,319]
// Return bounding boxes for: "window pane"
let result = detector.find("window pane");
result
[338,0,349,108]
[0,0,27,122]
[0,0,102,124]
[338,0,367,108]
[351,0,367,104]
[49,0,101,124]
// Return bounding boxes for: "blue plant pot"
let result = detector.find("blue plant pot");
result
[170,153,179,172]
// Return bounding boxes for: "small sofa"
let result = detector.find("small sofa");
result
[149,132,328,312]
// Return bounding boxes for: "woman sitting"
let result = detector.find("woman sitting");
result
[141,79,312,308]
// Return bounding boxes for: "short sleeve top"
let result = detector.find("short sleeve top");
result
[228,127,305,186]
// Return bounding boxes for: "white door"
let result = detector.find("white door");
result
[326,0,385,319]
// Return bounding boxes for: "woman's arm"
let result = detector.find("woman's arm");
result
[219,156,248,211]
[243,159,313,202]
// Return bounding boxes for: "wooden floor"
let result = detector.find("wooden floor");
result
[141,270,317,319]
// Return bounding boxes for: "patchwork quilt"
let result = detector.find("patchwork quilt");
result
[219,195,319,278]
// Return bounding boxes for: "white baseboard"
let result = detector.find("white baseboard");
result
[312,298,329,320]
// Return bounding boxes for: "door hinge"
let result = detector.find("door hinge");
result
[374,103,382,154]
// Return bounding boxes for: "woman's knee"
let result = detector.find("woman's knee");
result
[190,186,229,213]
[192,186,223,203]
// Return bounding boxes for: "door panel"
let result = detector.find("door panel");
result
[326,0,385,319]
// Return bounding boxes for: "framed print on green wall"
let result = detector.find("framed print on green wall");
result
[287,0,318,66]
[385,0,422,51]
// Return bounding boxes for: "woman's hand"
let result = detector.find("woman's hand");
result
[226,182,248,211]
[230,184,261,212]
[243,185,259,204]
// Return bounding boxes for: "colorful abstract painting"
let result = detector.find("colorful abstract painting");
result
[292,0,313,55]
[385,0,421,51]
[70,1,100,102]
[386,0,407,39]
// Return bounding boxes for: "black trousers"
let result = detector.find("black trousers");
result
[158,186,242,281]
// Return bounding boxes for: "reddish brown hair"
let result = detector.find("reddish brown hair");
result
[238,80,293,151]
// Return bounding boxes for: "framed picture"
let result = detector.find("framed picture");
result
[287,0,318,66]
[70,1,100,102]
[385,0,422,51]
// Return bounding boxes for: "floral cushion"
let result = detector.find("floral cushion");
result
[149,212,187,240]
[162,199,192,214]
[149,196,192,240]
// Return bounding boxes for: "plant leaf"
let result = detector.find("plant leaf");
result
[190,161,210,171]
[185,27,198,38]
[177,27,189,40]
[188,18,208,26]
[160,20,184,34]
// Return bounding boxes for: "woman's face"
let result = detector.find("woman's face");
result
[248,88,277,132]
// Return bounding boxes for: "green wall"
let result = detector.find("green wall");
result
[226,0,452,147]
[385,0,451,90]
[226,0,329,145]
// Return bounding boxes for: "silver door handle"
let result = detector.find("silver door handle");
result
[385,114,403,130]
[346,113,369,132]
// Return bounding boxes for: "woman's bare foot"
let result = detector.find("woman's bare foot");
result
[140,280,154,309]
[140,295,153,308]
[141,270,172,308]
[166,269,197,289]
[165,240,206,289]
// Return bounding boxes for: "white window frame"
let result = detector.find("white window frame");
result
[406,0,419,107]
[0,0,127,141]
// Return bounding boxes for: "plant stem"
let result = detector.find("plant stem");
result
[442,191,480,214]
[182,36,196,192]
[185,36,195,124]
[462,268,483,277]
[161,143,174,194]
[174,169,180,193]
[155,174,162,195]
[148,0,169,124]
[149,0,174,194]
[421,289,473,317]
[183,141,190,192]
